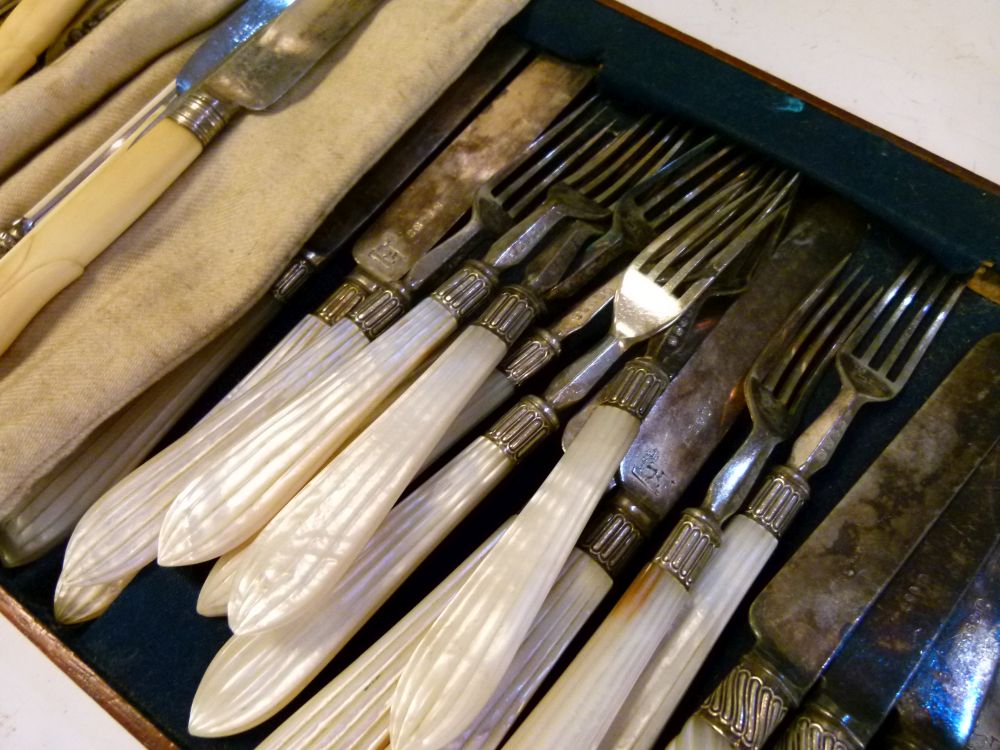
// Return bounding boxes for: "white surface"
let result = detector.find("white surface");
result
[622,0,1000,185]
[0,615,142,750]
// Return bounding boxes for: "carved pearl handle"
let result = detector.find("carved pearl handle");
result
[252,522,512,748]
[0,118,203,354]
[0,0,88,92]
[226,324,512,634]
[600,515,780,750]
[153,295,459,568]
[665,715,740,750]
[54,320,368,589]
[389,404,643,750]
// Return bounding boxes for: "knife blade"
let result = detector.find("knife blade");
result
[969,670,1000,750]
[881,540,1000,749]
[775,444,1000,749]
[689,333,1000,750]
[0,0,385,354]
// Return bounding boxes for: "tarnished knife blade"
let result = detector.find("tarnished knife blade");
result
[885,541,1000,749]
[176,0,296,93]
[781,445,1000,748]
[970,670,1000,750]
[349,55,595,282]
[617,198,866,518]
[196,0,385,109]
[749,333,1000,701]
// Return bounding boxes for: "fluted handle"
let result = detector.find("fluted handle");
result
[447,550,612,750]
[506,563,691,749]
[224,315,332,399]
[189,436,521,734]
[153,296,458,569]
[665,715,739,750]
[55,319,369,590]
[226,325,510,634]
[390,404,641,750]
[600,516,781,750]
[252,523,512,749]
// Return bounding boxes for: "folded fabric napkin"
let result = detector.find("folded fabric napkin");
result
[0,0,528,518]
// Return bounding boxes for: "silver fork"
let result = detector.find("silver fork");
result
[544,169,798,410]
[743,258,962,537]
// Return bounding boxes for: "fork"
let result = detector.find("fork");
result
[218,119,704,634]
[50,100,628,604]
[387,174,796,750]
[668,259,962,750]
[502,260,873,750]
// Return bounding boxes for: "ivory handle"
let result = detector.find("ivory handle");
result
[226,326,509,634]
[665,715,735,750]
[390,405,640,750]
[0,118,203,354]
[0,0,88,92]
[189,438,514,734]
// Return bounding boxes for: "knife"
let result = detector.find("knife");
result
[0,0,298,256]
[668,332,1000,750]
[0,0,89,92]
[969,671,1000,750]
[878,535,1000,749]
[0,0,386,355]
[774,444,1000,749]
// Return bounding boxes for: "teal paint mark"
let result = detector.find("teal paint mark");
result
[775,95,805,113]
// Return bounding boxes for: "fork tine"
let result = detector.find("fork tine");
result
[502,117,616,217]
[887,279,962,384]
[493,97,607,203]
[877,272,952,376]
[643,148,745,227]
[760,264,861,392]
[589,124,686,205]
[777,275,874,407]
[847,258,920,358]
[857,261,933,364]
[668,172,798,302]
[642,181,759,280]
[564,115,657,193]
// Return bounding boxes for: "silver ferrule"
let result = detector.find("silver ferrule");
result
[270,249,324,303]
[167,90,238,146]
[473,284,544,345]
[485,396,559,462]
[598,356,669,420]
[346,280,410,339]
[499,327,562,386]
[699,649,798,750]
[654,508,722,589]
[431,260,498,322]
[578,491,658,578]
[743,466,810,539]
[314,271,381,324]
[0,217,31,255]
[776,700,865,750]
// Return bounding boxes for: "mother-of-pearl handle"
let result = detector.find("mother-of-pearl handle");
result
[55,319,369,589]
[226,325,510,634]
[390,404,640,750]
[248,522,513,747]
[151,296,458,569]
[189,436,517,733]
[600,515,779,750]
[504,564,692,749]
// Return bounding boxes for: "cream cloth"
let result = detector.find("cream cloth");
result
[0,0,242,179]
[0,0,528,516]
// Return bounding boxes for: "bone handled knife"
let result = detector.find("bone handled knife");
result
[773,444,1000,750]
[0,0,88,92]
[669,332,1000,750]
[0,0,386,355]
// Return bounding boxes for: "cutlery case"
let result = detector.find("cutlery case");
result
[1,1,997,748]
